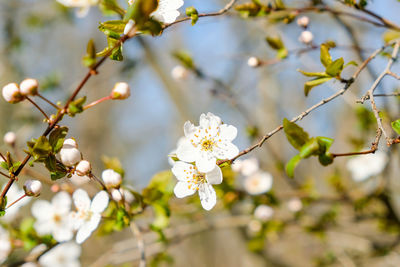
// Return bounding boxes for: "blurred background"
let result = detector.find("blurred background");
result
[1,0,400,266]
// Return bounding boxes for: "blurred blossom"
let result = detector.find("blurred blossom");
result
[31,192,73,242]
[102,169,122,188]
[111,188,135,203]
[297,16,310,28]
[2,183,31,222]
[254,205,274,222]
[70,189,109,244]
[232,157,259,176]
[243,171,273,195]
[298,30,313,44]
[39,242,81,267]
[172,162,222,210]
[70,174,91,186]
[56,0,98,18]
[171,65,189,80]
[0,225,11,264]
[346,151,388,182]
[3,131,16,146]
[20,263,39,267]
[247,57,260,68]
[287,198,303,212]
[247,219,262,234]
[151,0,184,24]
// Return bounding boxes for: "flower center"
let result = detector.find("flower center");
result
[53,214,62,223]
[188,173,207,191]
[201,139,214,151]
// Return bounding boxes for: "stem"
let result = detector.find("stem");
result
[83,95,112,110]
[89,173,107,191]
[37,93,60,110]
[130,222,146,267]
[0,171,11,179]
[25,96,50,120]
[6,194,26,209]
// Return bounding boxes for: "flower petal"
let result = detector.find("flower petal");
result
[172,161,196,181]
[176,139,197,162]
[90,191,109,213]
[34,220,54,236]
[31,200,53,220]
[52,191,72,215]
[174,181,196,198]
[206,165,222,185]
[196,151,217,173]
[183,121,196,137]
[73,189,91,212]
[214,142,239,159]
[198,183,217,211]
[219,124,237,141]
[52,224,73,242]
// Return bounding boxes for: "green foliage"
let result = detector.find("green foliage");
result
[27,136,52,162]
[234,1,269,17]
[67,96,87,116]
[391,119,400,135]
[0,196,7,217]
[102,156,125,177]
[173,51,195,70]
[186,7,199,25]
[82,39,97,68]
[283,119,334,177]
[266,35,288,59]
[49,126,68,153]
[125,0,158,25]
[99,20,125,36]
[99,0,125,16]
[383,30,400,44]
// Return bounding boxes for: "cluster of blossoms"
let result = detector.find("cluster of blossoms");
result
[297,16,313,45]
[170,113,239,210]
[346,151,388,182]
[2,78,38,104]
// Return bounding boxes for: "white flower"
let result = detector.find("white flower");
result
[21,263,39,267]
[70,189,109,244]
[123,20,135,37]
[111,188,134,203]
[2,83,23,103]
[20,78,38,96]
[111,82,130,100]
[31,191,73,242]
[102,169,122,188]
[176,112,239,173]
[171,65,189,80]
[3,131,16,146]
[297,16,310,28]
[1,183,31,222]
[346,151,388,182]
[56,0,98,18]
[243,171,273,195]
[151,0,184,24]
[299,30,313,44]
[247,57,260,68]
[39,242,81,267]
[172,161,222,210]
[0,225,11,264]
[59,138,81,167]
[254,205,274,221]
[287,198,303,212]
[232,157,259,176]
[75,160,91,176]
[24,180,42,197]
[247,220,262,234]
[69,174,91,186]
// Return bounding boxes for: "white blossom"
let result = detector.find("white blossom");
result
[176,112,239,173]
[59,138,81,167]
[172,161,222,210]
[111,188,134,203]
[20,78,38,96]
[2,83,23,103]
[31,191,74,242]
[297,16,310,28]
[69,174,91,186]
[247,57,260,68]
[39,242,81,267]
[171,65,189,80]
[75,160,91,176]
[1,183,31,222]
[70,189,109,244]
[287,198,303,212]
[0,225,11,264]
[56,0,98,18]
[111,82,130,100]
[254,204,274,221]
[151,0,184,24]
[243,171,273,195]
[102,169,122,188]
[299,30,313,44]
[232,157,259,176]
[247,220,262,234]
[123,20,135,37]
[3,131,16,146]
[346,151,388,182]
[24,180,42,197]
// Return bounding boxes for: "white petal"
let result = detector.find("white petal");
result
[31,200,53,220]
[219,124,237,141]
[176,139,197,162]
[196,152,217,173]
[244,171,273,195]
[183,121,196,137]
[76,214,101,244]
[90,191,109,213]
[198,183,217,211]
[52,191,72,215]
[214,142,239,159]
[206,165,223,185]
[34,220,54,236]
[174,181,196,198]
[171,161,196,181]
[76,6,90,17]
[52,224,73,242]
[73,189,91,212]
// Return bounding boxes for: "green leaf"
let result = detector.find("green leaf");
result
[382,30,400,44]
[304,77,332,96]
[98,20,126,35]
[173,51,195,70]
[82,39,97,68]
[316,136,334,153]
[142,170,174,203]
[106,37,123,61]
[137,19,163,36]
[0,196,7,217]
[28,136,52,162]
[266,35,284,50]
[49,126,68,153]
[283,118,310,150]
[277,48,288,59]
[67,96,87,117]
[320,44,332,68]
[344,60,358,68]
[391,119,400,135]
[127,0,158,25]
[186,7,199,26]
[285,154,301,178]
[319,152,334,166]
[44,154,67,180]
[299,138,320,158]
[0,161,8,170]
[99,0,125,16]
[325,58,344,77]
[297,69,330,78]
[152,202,170,229]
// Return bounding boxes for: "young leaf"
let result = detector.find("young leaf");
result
[28,136,52,162]
[49,126,68,153]
[391,119,400,135]
[319,153,334,166]
[68,96,87,117]
[285,154,301,178]
[98,20,126,36]
[299,138,320,158]
[304,77,332,96]
[298,69,330,78]
[325,58,344,77]
[283,118,310,150]
[320,44,332,68]
[266,35,284,50]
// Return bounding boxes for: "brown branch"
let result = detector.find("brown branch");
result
[25,96,50,121]
[37,93,60,110]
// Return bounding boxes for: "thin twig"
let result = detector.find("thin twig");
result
[37,93,60,110]
[25,96,50,120]
[130,222,146,267]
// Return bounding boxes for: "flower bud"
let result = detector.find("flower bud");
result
[102,169,122,188]
[75,160,91,176]
[111,189,123,202]
[111,188,134,203]
[247,57,260,68]
[111,82,130,100]
[299,30,313,44]
[254,205,274,222]
[60,139,81,167]
[20,78,39,96]
[2,83,23,103]
[3,131,16,146]
[24,180,42,197]
[123,20,135,36]
[171,65,189,80]
[297,16,310,28]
